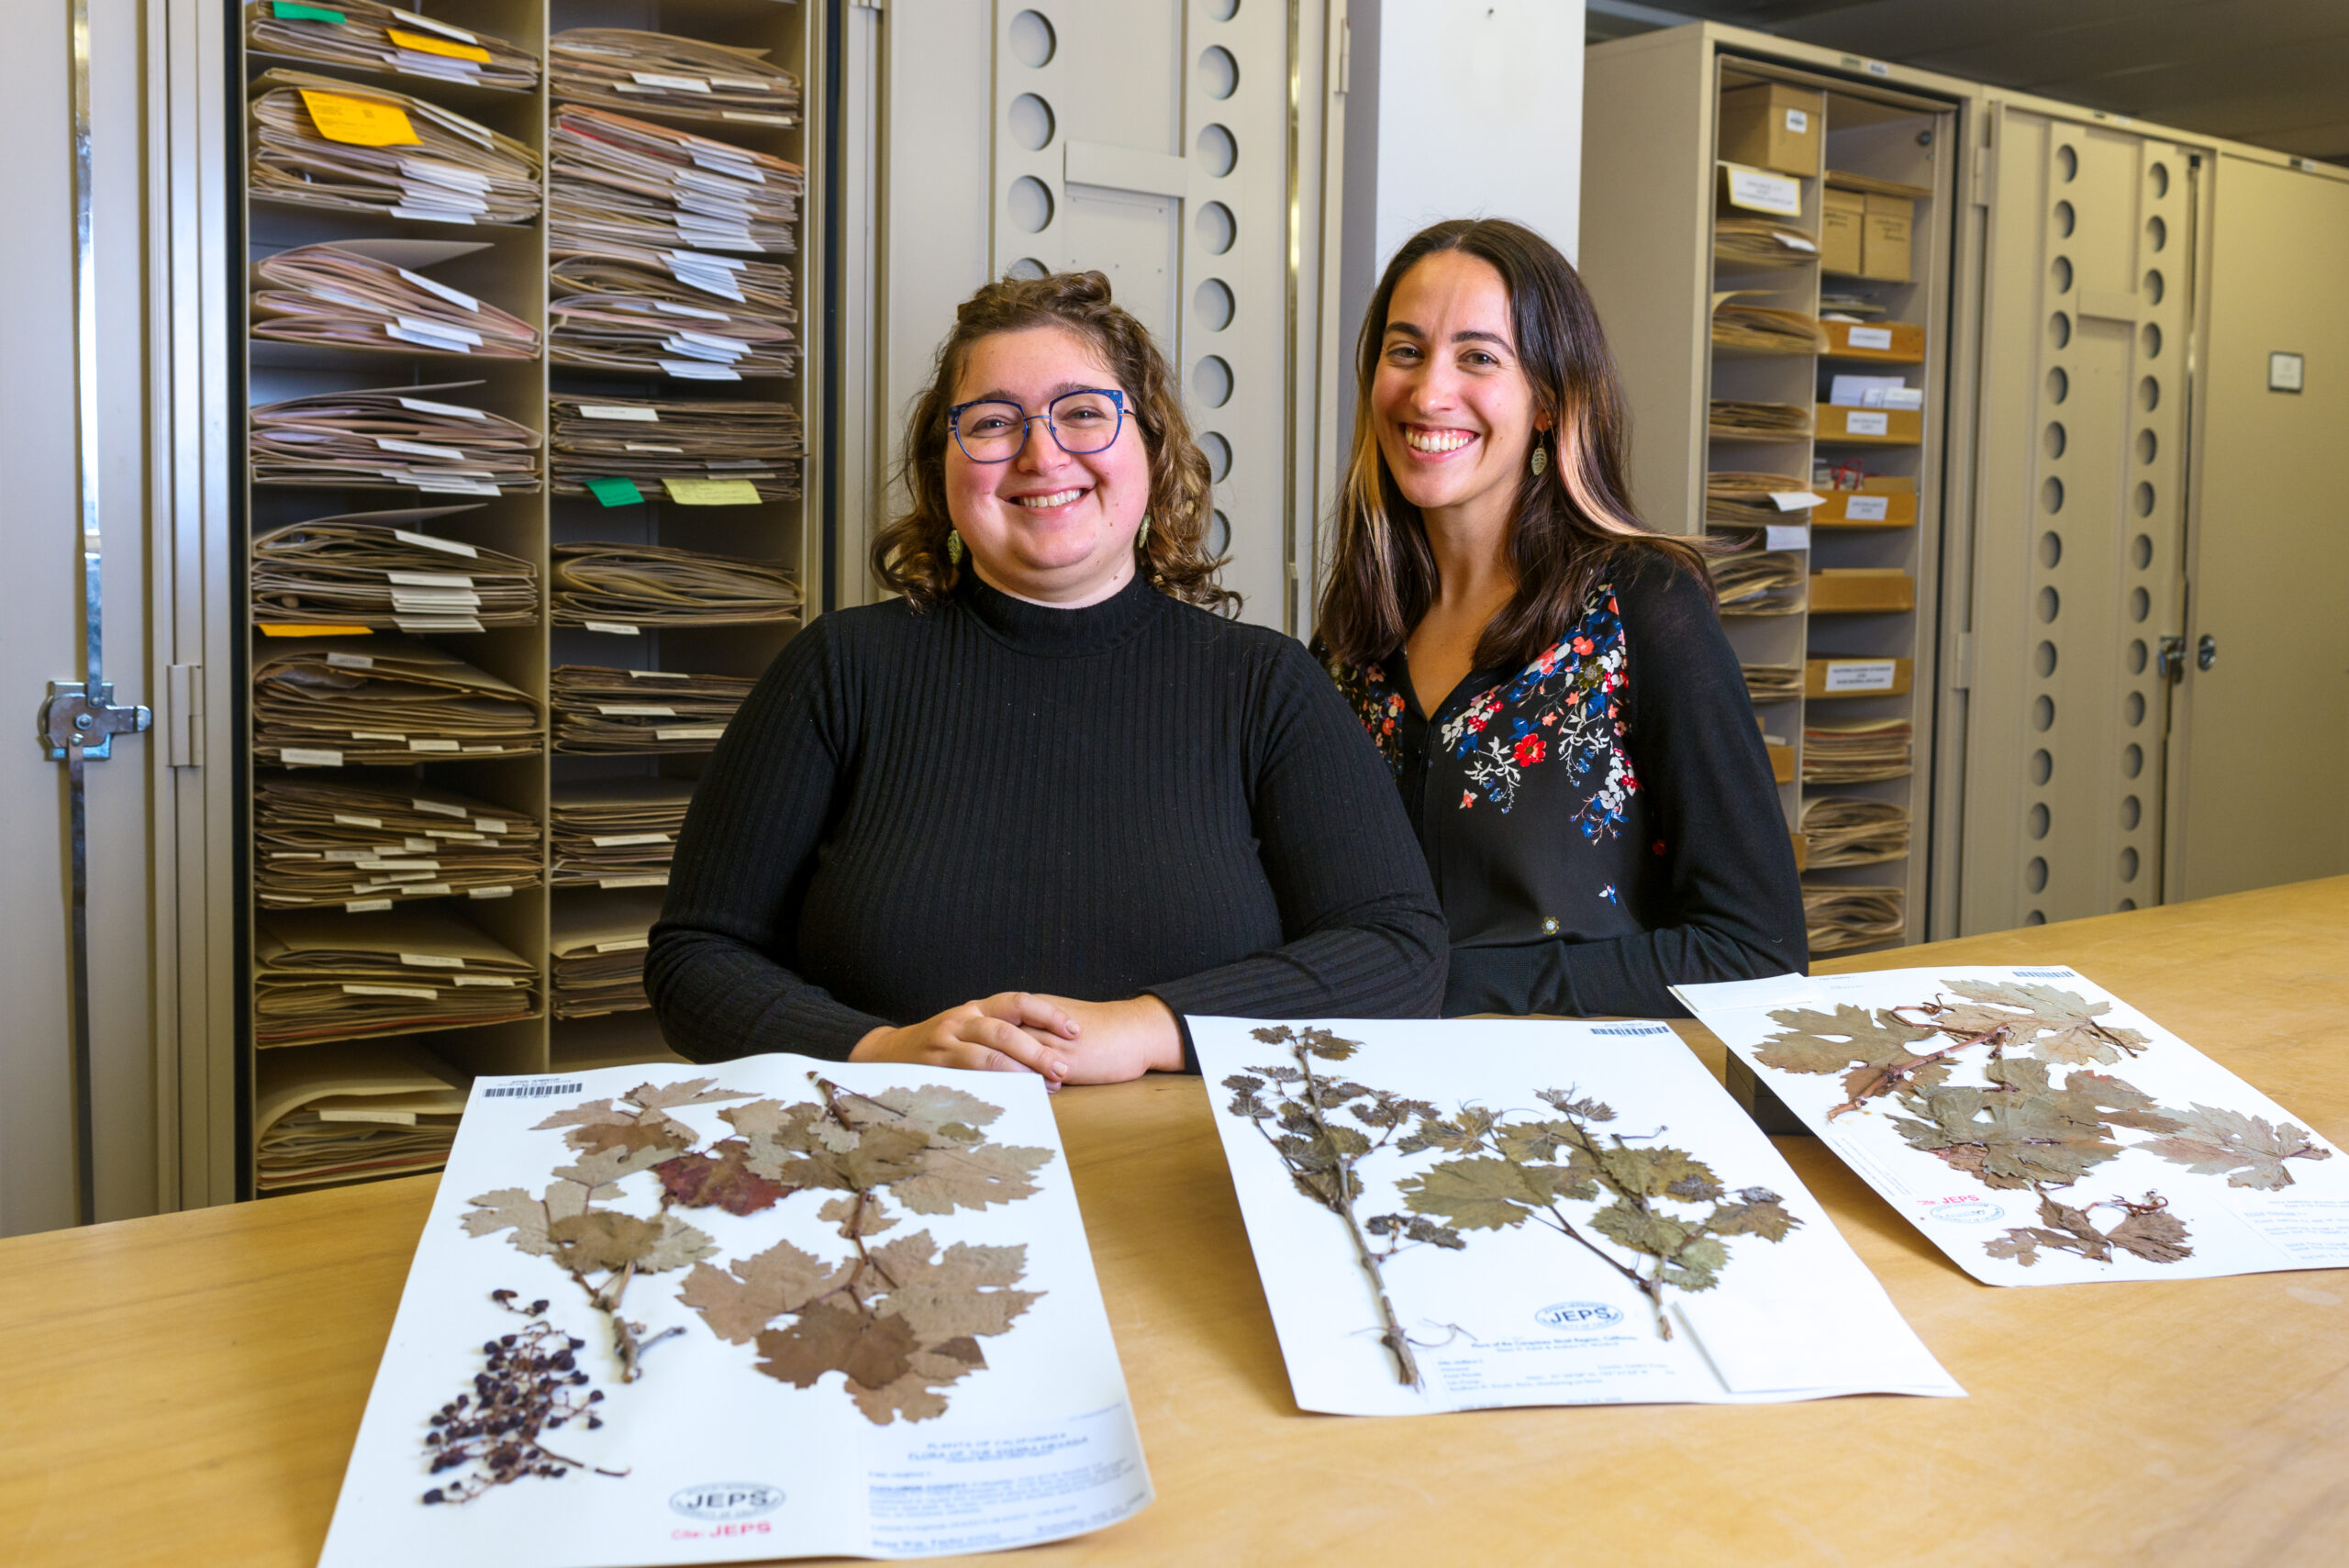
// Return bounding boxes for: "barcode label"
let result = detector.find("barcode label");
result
[483,1082,586,1099]
[2012,968,2076,979]
[1591,1024,1673,1037]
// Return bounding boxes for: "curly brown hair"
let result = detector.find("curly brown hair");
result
[871,269,1235,614]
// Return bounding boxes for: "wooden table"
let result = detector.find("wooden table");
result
[6,877,2347,1567]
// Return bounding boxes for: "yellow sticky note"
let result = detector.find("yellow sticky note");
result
[662,477,763,506]
[385,28,494,64]
[298,89,422,148]
[259,623,372,637]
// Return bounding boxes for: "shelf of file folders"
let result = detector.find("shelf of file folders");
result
[241,4,558,1192]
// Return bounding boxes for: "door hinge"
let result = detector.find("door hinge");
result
[166,662,203,768]
[1947,631,1972,689]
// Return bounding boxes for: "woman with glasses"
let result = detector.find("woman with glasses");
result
[648,269,1447,1078]
[1319,218,1805,1018]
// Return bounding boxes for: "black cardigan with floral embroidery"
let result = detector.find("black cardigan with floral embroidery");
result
[1325,553,1806,1018]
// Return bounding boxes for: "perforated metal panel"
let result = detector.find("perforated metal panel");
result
[1961,109,2196,929]
[989,2,1294,623]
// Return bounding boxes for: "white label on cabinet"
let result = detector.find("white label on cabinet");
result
[1823,661,1899,693]
[1847,326,1893,350]
[1785,108,1809,134]
[1845,410,1889,436]
[324,651,374,670]
[1722,163,1802,217]
[1842,495,1891,521]
[1765,524,1811,552]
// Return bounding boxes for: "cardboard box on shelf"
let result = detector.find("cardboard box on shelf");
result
[1813,490,1919,528]
[1805,657,1915,698]
[1863,193,1913,282]
[1815,403,1922,446]
[1808,570,1916,614]
[1821,187,1865,273]
[1791,829,1809,873]
[1767,736,1795,784]
[1717,83,1823,177]
[1822,319,1925,361]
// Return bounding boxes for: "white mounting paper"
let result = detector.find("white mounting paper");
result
[1191,1018,1961,1416]
[1675,966,2349,1285]
[317,1055,1151,1565]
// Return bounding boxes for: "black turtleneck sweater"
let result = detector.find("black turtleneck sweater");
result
[646,572,1450,1063]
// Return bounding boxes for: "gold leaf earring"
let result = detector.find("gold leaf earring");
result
[1136,513,1152,551]
[1530,444,1550,476]
[945,528,965,565]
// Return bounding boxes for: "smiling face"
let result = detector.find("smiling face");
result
[944,324,1152,606]
[1371,250,1548,533]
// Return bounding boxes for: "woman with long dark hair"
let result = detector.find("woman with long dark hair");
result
[1319,218,1804,1017]
[648,269,1447,1076]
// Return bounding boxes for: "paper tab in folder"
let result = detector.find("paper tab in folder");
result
[661,476,763,506]
[385,28,493,64]
[298,90,422,148]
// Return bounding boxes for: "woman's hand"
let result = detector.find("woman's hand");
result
[850,993,1082,1078]
[1017,995,1184,1084]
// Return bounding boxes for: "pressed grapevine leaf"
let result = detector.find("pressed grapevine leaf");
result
[1754,1004,1948,1108]
[1397,1155,1548,1230]
[462,1187,561,1257]
[1399,1090,1799,1338]
[1986,1193,2192,1267]
[545,1210,714,1275]
[758,1302,918,1392]
[655,1143,789,1215]
[744,1231,1039,1426]
[1705,1188,1798,1240]
[2138,1104,2334,1191]
[887,1138,1055,1215]
[1940,980,2151,1064]
[624,1078,758,1112]
[678,1239,849,1344]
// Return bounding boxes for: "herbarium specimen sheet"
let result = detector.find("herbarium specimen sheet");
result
[1191,1018,1962,1416]
[1675,966,2349,1285]
[317,1054,1152,1567]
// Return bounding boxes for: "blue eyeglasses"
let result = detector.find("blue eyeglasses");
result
[948,388,1127,462]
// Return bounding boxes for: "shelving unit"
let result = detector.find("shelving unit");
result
[1580,27,1965,957]
[237,0,820,1195]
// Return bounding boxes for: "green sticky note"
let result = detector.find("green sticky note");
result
[272,2,348,21]
[584,476,644,507]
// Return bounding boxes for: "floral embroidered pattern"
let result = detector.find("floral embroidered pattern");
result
[1436,587,1639,834]
[1330,658,1408,775]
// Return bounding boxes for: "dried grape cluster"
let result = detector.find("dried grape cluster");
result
[1753,979,2332,1266]
[421,1291,617,1505]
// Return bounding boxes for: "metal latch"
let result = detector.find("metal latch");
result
[2197,633,2219,671]
[2154,635,2187,683]
[38,681,150,761]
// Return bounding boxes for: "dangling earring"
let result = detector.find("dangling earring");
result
[945,528,965,565]
[1530,444,1550,477]
[1135,514,1152,551]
